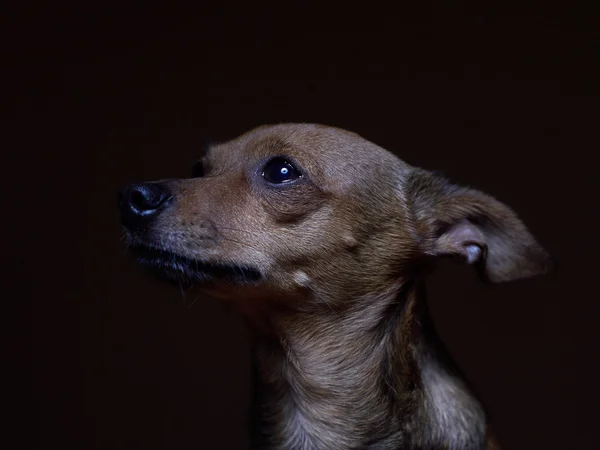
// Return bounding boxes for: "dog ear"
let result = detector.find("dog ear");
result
[406,169,553,283]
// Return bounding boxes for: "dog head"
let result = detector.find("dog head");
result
[119,124,552,309]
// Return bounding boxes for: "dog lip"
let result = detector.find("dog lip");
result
[129,243,188,264]
[128,244,262,286]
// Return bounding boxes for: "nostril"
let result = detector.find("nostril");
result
[118,183,172,232]
[131,189,152,211]
[119,183,172,216]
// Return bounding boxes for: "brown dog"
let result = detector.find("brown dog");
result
[118,124,551,450]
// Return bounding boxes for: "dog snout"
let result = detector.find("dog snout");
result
[118,183,172,232]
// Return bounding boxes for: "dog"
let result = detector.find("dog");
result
[118,123,552,449]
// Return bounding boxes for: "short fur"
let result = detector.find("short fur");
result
[118,124,551,449]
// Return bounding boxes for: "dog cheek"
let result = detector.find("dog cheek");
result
[261,185,326,223]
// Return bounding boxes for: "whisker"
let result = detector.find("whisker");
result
[217,236,269,256]
[305,285,337,316]
[177,281,187,307]
[214,225,266,237]
[214,225,297,245]
[186,295,199,309]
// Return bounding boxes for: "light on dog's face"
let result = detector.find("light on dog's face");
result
[120,123,551,308]
[119,124,413,298]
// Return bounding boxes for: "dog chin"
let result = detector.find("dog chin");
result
[129,244,262,288]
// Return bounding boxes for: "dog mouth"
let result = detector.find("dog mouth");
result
[129,244,262,288]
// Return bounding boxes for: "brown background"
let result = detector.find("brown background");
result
[10,3,598,450]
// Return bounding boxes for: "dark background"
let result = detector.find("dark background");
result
[10,3,598,450]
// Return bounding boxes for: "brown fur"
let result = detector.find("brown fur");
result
[118,124,551,449]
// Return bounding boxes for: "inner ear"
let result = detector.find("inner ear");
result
[407,168,553,283]
[436,220,487,265]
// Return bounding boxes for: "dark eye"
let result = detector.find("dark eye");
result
[191,161,205,178]
[262,157,302,184]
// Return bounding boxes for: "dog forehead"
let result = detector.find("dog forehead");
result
[213,124,410,188]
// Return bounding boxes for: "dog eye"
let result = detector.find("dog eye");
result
[191,161,205,178]
[262,157,301,184]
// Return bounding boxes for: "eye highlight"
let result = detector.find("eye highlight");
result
[191,161,205,178]
[262,157,302,184]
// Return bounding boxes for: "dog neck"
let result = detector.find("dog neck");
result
[246,279,488,450]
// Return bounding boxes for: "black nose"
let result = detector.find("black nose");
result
[118,183,172,232]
